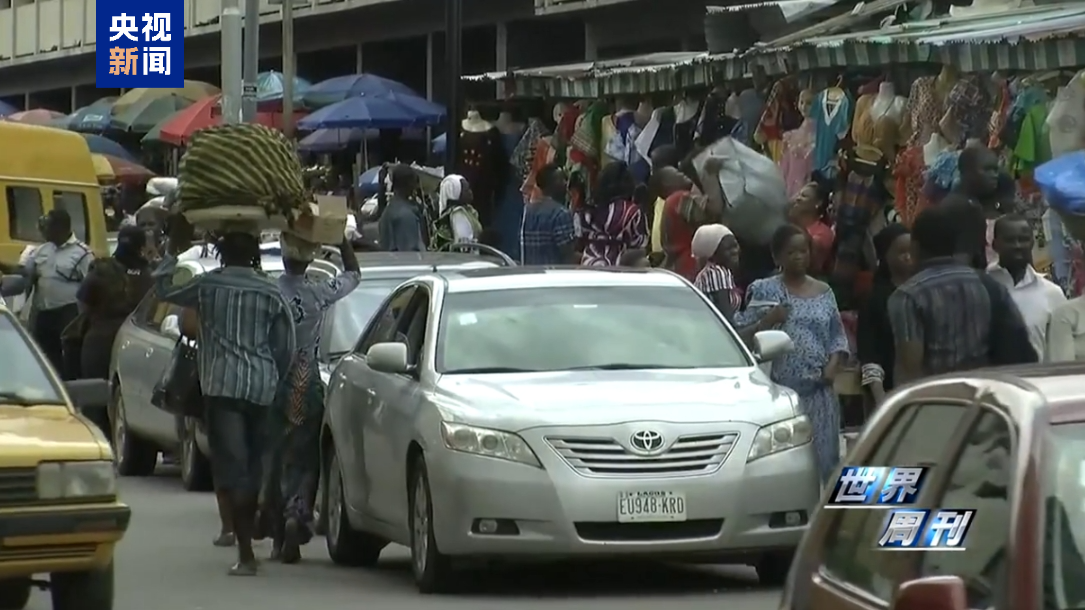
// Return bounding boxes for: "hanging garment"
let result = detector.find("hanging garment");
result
[457,128,507,228]
[1011,103,1052,176]
[696,94,739,146]
[837,154,890,268]
[811,88,853,173]
[731,88,766,146]
[892,145,930,228]
[945,75,994,146]
[902,76,940,148]
[851,93,903,161]
[755,79,802,161]
[510,118,549,184]
[780,120,816,199]
[987,78,1012,149]
[673,99,701,153]
[1048,75,1085,158]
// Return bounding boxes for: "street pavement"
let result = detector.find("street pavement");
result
[26,466,784,610]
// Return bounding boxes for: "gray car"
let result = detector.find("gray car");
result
[107,248,505,491]
[320,266,818,593]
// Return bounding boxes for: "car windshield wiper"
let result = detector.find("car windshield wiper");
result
[442,366,540,374]
[563,363,689,371]
[0,392,63,406]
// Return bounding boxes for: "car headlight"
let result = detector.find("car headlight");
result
[37,461,117,500]
[747,415,813,462]
[440,422,541,468]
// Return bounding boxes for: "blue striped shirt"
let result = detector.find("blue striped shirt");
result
[153,255,295,406]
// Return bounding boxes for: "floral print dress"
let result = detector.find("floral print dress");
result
[735,276,850,483]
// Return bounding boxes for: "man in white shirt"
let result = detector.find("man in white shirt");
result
[987,214,1066,360]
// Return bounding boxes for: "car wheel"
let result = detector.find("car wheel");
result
[754,550,793,586]
[408,457,455,594]
[324,451,386,567]
[0,579,30,610]
[180,418,213,492]
[313,468,327,537]
[50,562,113,610]
[109,388,157,477]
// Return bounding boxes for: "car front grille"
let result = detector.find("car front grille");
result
[546,433,739,476]
[0,468,37,507]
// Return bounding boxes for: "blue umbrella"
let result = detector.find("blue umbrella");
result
[299,127,425,152]
[297,92,445,130]
[302,74,419,108]
[81,134,138,162]
[356,166,384,197]
[431,133,446,156]
[68,97,118,132]
[0,100,18,117]
[254,71,311,108]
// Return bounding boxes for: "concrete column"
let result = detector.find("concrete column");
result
[70,86,77,111]
[354,43,363,73]
[494,22,507,99]
[425,33,433,100]
[583,22,597,62]
[22,92,29,111]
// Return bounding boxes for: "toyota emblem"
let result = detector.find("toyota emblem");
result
[629,430,665,454]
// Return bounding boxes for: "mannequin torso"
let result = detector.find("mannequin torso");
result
[462,110,492,133]
[923,133,951,166]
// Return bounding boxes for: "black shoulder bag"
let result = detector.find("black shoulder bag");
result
[151,339,205,419]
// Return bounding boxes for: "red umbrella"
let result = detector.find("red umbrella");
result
[6,109,66,125]
[157,95,305,145]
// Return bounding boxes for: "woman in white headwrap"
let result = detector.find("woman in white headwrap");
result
[431,174,482,250]
[691,224,743,318]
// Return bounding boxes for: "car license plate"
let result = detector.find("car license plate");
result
[617,491,687,523]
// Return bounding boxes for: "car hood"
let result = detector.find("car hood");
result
[433,368,798,431]
[0,405,107,465]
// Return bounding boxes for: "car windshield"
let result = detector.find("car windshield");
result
[326,278,405,356]
[436,285,750,373]
[0,312,65,404]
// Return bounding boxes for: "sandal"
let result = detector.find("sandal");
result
[228,561,258,576]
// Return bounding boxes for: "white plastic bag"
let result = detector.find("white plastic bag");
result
[693,137,789,246]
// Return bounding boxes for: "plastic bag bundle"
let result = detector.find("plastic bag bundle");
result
[692,137,789,246]
[1036,151,1085,241]
[177,123,307,219]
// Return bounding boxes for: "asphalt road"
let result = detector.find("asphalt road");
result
[26,466,784,610]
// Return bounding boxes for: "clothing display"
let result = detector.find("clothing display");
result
[810,87,853,173]
[780,119,816,199]
[851,85,904,161]
[456,124,506,229]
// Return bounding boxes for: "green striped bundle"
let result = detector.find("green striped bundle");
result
[176,123,308,218]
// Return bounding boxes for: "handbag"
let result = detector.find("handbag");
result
[151,339,204,419]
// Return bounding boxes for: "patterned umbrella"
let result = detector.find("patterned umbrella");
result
[6,109,66,125]
[109,94,193,133]
[92,154,155,183]
[111,80,219,114]
[302,74,419,108]
[68,97,119,133]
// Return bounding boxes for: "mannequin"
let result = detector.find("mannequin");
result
[461,109,492,133]
[934,65,959,108]
[457,109,505,229]
[922,132,951,166]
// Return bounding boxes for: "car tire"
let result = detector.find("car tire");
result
[324,451,386,567]
[50,562,113,610]
[754,550,793,586]
[179,417,213,492]
[313,468,327,537]
[0,579,30,610]
[109,388,157,477]
[408,457,455,594]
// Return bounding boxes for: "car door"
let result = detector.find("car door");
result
[366,288,431,525]
[122,293,183,446]
[795,397,974,610]
[328,285,415,515]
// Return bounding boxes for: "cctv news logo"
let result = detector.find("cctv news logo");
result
[827,466,976,550]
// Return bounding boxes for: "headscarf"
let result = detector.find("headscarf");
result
[691,223,733,261]
[873,223,909,280]
[438,174,466,215]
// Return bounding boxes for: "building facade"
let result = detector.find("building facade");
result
[0,0,714,111]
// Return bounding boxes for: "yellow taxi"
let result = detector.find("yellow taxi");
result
[0,301,128,610]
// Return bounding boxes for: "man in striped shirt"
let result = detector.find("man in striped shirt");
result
[154,223,295,576]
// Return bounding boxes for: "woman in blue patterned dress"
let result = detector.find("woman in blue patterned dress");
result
[265,234,360,563]
[735,224,850,484]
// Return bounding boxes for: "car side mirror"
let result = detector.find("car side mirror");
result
[161,314,181,340]
[367,342,411,374]
[891,576,968,610]
[753,330,793,363]
[64,379,110,419]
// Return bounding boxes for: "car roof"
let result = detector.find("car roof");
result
[438,266,688,293]
[183,250,499,278]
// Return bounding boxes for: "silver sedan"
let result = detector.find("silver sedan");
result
[321,267,820,593]
[107,249,503,490]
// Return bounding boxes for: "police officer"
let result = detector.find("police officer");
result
[0,210,93,378]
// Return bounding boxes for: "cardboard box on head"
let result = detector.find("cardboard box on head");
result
[289,195,349,245]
